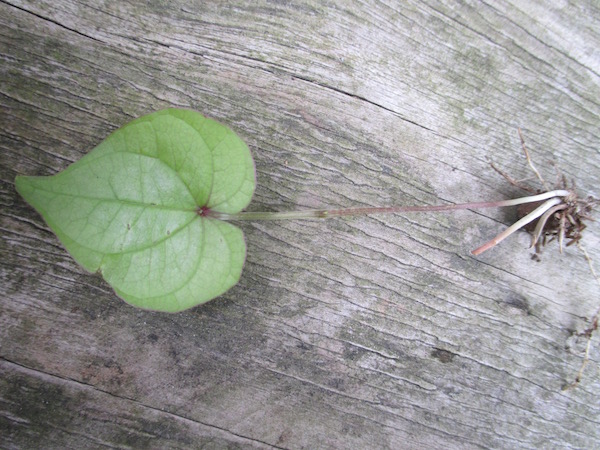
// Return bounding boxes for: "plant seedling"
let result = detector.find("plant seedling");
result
[15,109,598,385]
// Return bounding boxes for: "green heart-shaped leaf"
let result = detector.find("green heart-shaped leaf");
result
[15,109,256,312]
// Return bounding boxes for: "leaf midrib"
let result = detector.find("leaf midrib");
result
[33,187,200,212]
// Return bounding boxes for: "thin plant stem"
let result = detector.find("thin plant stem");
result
[207,190,570,221]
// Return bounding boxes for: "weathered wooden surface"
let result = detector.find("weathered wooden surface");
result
[1,1,599,448]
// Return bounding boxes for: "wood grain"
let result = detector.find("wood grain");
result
[1,1,599,448]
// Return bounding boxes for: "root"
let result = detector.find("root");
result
[490,130,598,390]
[562,243,600,390]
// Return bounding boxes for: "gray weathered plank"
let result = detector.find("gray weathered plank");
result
[1,0,599,448]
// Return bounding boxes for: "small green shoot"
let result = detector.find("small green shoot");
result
[15,109,599,388]
[16,110,596,313]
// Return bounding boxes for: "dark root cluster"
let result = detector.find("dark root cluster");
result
[518,187,598,255]
[492,130,598,255]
